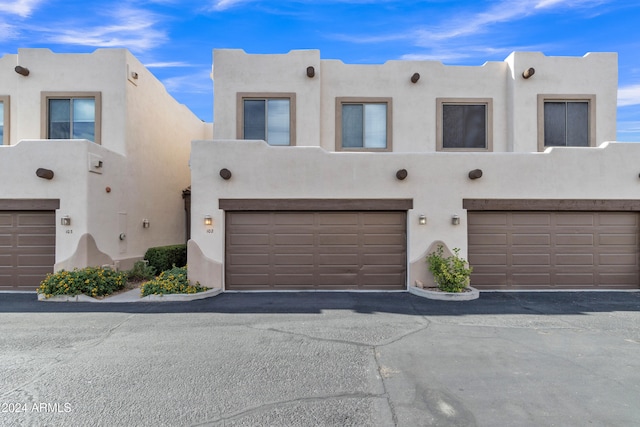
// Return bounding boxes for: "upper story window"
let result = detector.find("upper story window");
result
[336,98,392,151]
[41,92,102,144]
[0,96,8,145]
[538,95,595,150]
[237,93,296,146]
[437,98,492,151]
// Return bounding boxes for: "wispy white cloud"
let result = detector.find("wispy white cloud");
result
[43,6,167,53]
[162,70,212,94]
[618,84,640,107]
[210,0,252,11]
[0,0,44,18]
[145,61,190,68]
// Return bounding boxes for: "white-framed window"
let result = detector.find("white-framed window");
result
[237,93,296,146]
[0,95,8,145]
[538,95,595,149]
[41,92,102,144]
[336,97,392,151]
[437,98,492,151]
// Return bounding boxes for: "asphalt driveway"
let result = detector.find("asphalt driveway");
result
[1,291,639,426]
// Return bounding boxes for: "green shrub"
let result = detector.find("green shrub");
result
[37,267,127,298]
[140,266,207,297]
[144,244,187,273]
[426,245,473,293]
[126,260,157,282]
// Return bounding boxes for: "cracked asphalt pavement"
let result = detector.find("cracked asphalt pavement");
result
[1,291,639,426]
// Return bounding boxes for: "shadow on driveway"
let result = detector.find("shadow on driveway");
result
[1,291,639,315]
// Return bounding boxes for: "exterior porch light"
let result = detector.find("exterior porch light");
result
[61,215,71,226]
[411,73,420,83]
[451,215,461,225]
[418,214,427,225]
[306,66,315,78]
[15,66,30,76]
[142,219,150,228]
[204,215,213,226]
[522,67,535,79]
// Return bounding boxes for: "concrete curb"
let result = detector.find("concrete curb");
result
[37,288,222,303]
[140,288,222,302]
[409,285,480,301]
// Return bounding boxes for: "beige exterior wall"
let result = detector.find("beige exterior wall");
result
[212,49,617,153]
[189,141,640,290]
[0,49,211,272]
[191,49,626,290]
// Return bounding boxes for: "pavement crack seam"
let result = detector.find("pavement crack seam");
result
[190,392,386,426]
[245,324,372,347]
[372,347,399,426]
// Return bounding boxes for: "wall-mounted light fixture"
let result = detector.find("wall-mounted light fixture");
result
[220,168,232,180]
[204,215,213,226]
[522,67,535,79]
[61,215,71,226]
[142,219,150,228]
[419,214,427,225]
[396,169,408,180]
[451,215,461,225]
[131,71,139,80]
[306,66,315,78]
[36,168,55,180]
[410,73,420,83]
[15,66,30,76]
[468,169,483,180]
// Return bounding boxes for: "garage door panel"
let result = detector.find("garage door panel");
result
[556,234,594,245]
[318,234,358,245]
[0,215,13,226]
[600,254,637,265]
[273,254,315,266]
[229,254,270,265]
[556,254,594,265]
[318,254,359,265]
[468,233,506,245]
[273,234,314,245]
[555,214,594,226]
[512,234,550,245]
[226,210,406,290]
[599,213,638,226]
[0,235,12,247]
[511,254,550,265]
[512,213,551,226]
[599,234,637,246]
[469,211,639,290]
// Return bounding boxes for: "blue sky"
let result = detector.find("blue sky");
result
[1,0,639,141]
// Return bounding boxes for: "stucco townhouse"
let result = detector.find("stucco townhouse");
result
[188,49,640,292]
[0,48,210,291]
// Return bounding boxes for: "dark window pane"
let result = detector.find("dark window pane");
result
[49,99,71,139]
[342,104,363,148]
[243,100,266,140]
[544,102,566,146]
[566,102,589,146]
[443,104,486,148]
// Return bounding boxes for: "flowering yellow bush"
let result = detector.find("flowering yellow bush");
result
[140,266,207,297]
[37,267,127,298]
[426,245,473,293]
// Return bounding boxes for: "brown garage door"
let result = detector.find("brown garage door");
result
[0,211,56,291]
[468,211,640,290]
[225,211,407,290]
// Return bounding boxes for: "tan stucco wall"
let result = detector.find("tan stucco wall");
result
[189,140,640,289]
[212,49,617,153]
[0,49,211,272]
